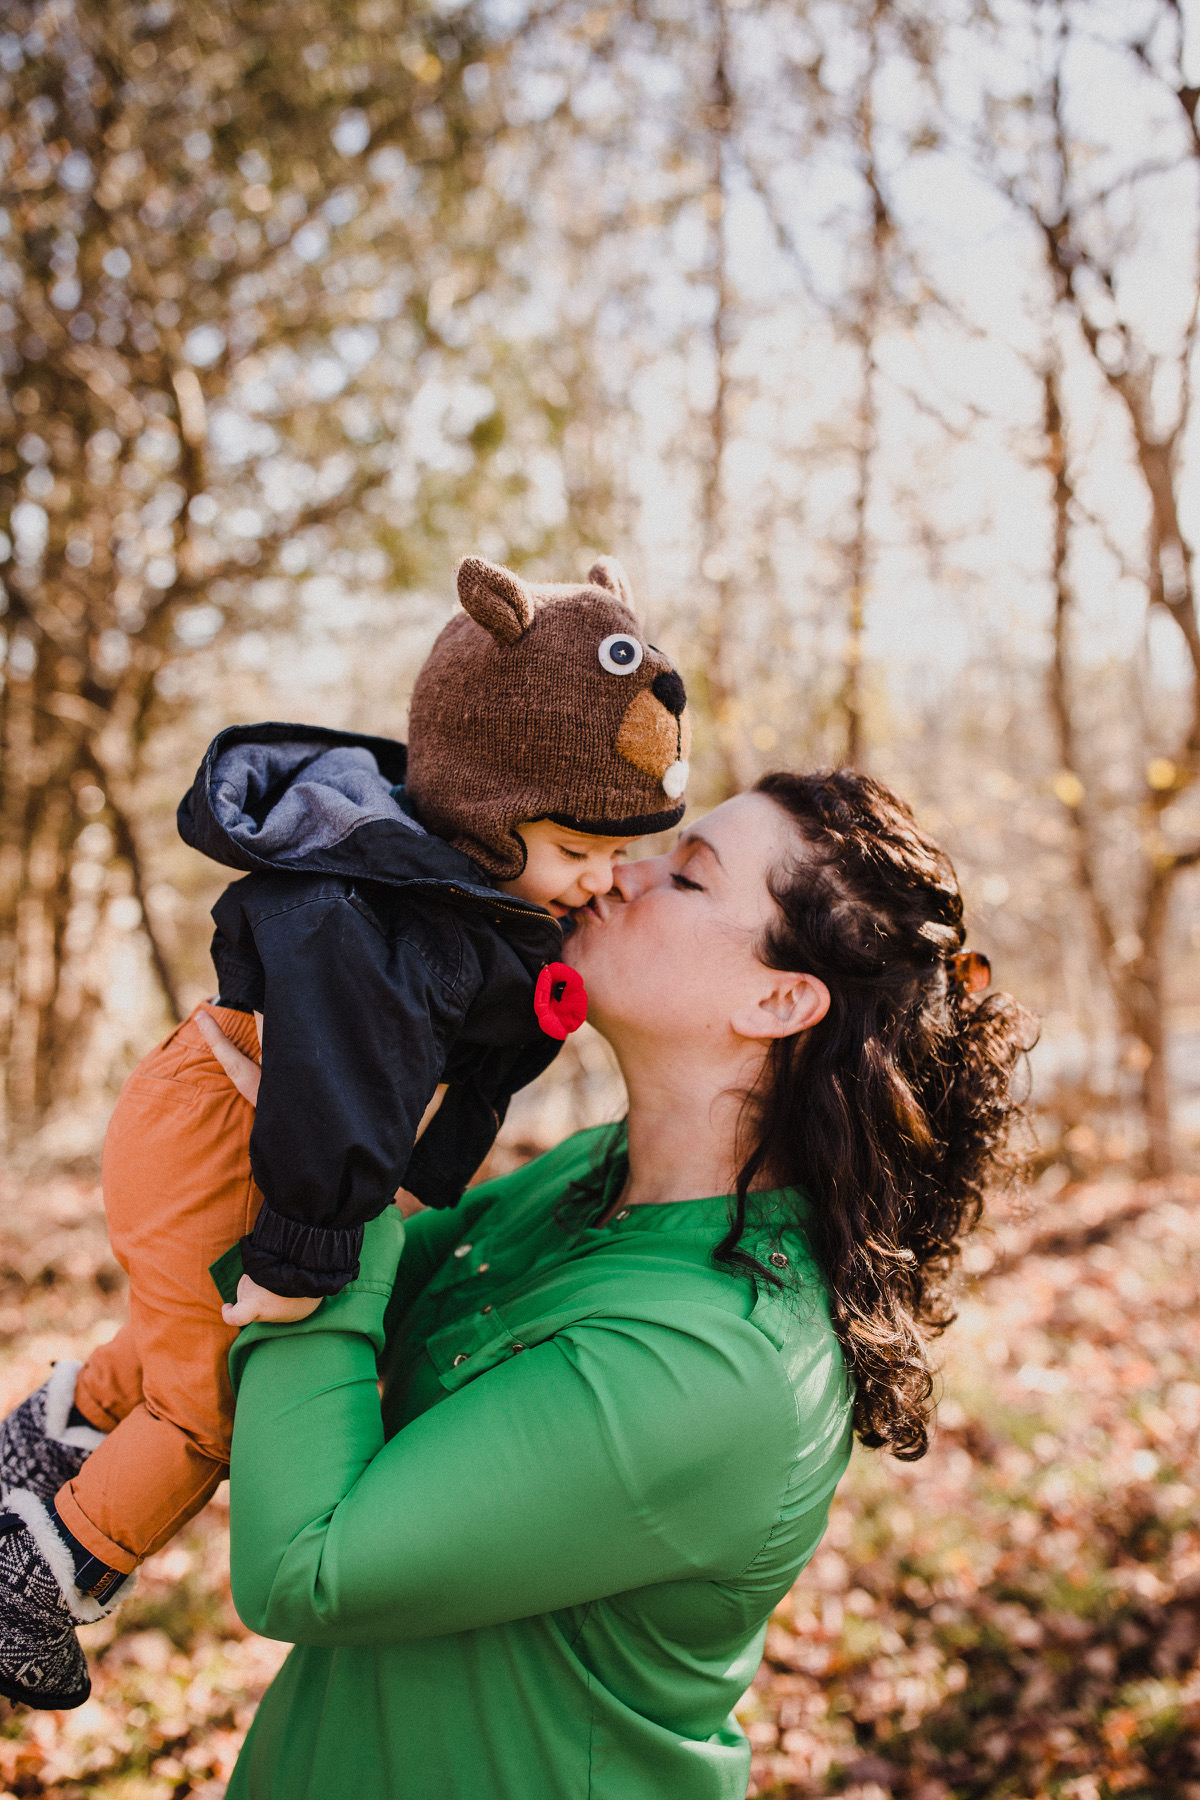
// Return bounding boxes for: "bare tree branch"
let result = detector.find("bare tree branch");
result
[105,795,185,1027]
[1042,360,1124,998]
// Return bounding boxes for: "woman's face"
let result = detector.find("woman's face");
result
[565,791,823,1054]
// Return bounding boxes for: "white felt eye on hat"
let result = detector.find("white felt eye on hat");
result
[598,634,643,675]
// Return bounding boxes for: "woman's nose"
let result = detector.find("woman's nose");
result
[611,853,670,899]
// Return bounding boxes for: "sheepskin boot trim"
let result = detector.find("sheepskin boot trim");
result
[2,1491,136,1623]
[0,1362,106,1510]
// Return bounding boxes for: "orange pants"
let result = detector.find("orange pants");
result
[55,1005,262,1573]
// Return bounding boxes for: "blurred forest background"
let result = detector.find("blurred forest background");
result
[2,0,1200,1796]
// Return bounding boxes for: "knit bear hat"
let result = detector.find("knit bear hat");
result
[405,554,691,880]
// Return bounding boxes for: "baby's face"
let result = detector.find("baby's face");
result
[501,819,635,918]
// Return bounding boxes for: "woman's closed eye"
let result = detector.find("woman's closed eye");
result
[671,872,704,892]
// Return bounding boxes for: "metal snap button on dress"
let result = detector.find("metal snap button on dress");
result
[482,1304,492,1314]
[769,1252,788,1268]
[452,1353,468,1366]
[615,1209,630,1220]
[453,1244,472,1258]
[476,1262,490,1273]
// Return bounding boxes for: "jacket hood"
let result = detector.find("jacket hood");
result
[178,722,562,960]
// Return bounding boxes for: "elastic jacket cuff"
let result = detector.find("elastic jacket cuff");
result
[241,1203,364,1298]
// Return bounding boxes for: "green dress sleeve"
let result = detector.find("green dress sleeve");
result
[228,1215,803,1648]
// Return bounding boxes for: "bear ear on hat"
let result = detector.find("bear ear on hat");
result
[587,555,636,615]
[457,556,536,647]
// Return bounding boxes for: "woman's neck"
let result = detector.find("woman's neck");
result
[613,1034,764,1210]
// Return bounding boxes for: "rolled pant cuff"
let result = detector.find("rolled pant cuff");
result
[54,1487,140,1576]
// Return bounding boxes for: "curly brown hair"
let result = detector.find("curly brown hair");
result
[560,768,1034,1459]
[564,766,1043,1454]
[721,769,1036,1459]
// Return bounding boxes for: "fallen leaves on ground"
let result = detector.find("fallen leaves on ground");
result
[0,1170,1195,1797]
[743,1176,1200,1800]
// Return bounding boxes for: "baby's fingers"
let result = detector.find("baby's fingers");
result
[221,1297,259,1327]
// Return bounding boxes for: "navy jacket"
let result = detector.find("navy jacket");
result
[178,723,563,1298]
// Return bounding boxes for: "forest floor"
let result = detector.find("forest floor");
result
[0,1164,1194,1799]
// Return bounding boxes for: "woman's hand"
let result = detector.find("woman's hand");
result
[222,1273,322,1328]
[196,1007,261,1105]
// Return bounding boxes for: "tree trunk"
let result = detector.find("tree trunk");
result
[842,342,874,770]
[840,16,886,771]
[0,645,85,1140]
[1132,867,1173,1177]
[1041,357,1180,1173]
[108,798,185,1030]
[698,0,751,802]
[0,640,183,1146]
[1023,14,1200,1176]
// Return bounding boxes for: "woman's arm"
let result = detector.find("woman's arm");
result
[228,1218,807,1648]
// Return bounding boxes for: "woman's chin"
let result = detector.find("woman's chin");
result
[561,911,599,967]
[561,931,586,968]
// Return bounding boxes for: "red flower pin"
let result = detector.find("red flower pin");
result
[534,962,588,1039]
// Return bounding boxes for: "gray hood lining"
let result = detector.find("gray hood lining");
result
[211,742,426,862]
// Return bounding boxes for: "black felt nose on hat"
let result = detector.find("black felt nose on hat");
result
[651,670,687,717]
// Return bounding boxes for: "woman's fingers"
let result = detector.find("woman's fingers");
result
[195,1008,262,1106]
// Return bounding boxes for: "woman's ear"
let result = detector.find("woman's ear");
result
[730,973,830,1042]
[457,556,536,646]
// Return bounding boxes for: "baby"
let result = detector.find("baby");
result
[0,552,690,1709]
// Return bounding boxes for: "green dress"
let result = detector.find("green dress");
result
[224,1127,854,1800]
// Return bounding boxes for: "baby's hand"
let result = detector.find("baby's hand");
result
[196,1009,261,1105]
[221,1274,322,1328]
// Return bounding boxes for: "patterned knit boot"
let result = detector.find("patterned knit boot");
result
[0,1362,106,1507]
[0,1493,135,1710]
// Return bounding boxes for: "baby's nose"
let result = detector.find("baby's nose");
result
[651,670,687,717]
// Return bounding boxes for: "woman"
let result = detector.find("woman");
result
[216,770,1031,1800]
